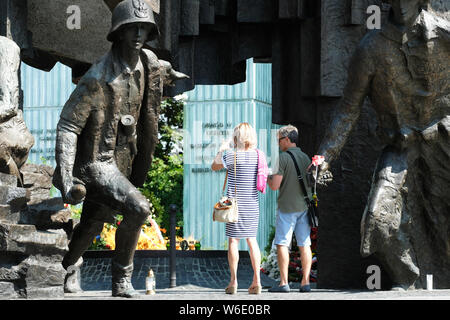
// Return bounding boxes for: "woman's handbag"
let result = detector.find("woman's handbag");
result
[286,151,319,228]
[213,152,239,223]
[256,149,268,193]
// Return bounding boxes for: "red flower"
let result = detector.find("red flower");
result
[117,221,121,226]
[311,155,325,167]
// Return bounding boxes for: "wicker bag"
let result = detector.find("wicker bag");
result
[213,152,238,223]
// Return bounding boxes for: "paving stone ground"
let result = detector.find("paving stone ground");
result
[80,250,279,291]
[2,249,450,313]
[64,287,450,300]
[76,250,450,302]
[4,287,448,320]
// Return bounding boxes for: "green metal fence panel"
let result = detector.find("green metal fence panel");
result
[183,59,279,251]
[21,62,75,166]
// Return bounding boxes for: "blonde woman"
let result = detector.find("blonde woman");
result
[211,123,265,295]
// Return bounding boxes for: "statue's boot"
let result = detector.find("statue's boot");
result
[64,257,83,293]
[62,213,105,294]
[111,214,144,298]
[112,261,138,298]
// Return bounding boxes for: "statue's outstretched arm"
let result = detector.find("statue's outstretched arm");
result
[317,40,375,182]
[55,127,84,204]
[54,80,97,203]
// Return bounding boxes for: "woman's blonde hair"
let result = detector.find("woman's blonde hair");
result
[232,122,257,150]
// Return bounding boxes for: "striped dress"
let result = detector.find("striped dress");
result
[222,149,259,238]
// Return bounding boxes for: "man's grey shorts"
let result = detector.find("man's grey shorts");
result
[274,209,311,247]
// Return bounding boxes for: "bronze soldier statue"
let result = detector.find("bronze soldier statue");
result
[53,0,187,297]
[317,0,449,289]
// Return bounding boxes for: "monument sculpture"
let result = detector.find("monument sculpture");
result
[53,0,187,297]
[317,0,450,289]
[0,36,34,186]
[0,36,73,299]
[1,0,448,292]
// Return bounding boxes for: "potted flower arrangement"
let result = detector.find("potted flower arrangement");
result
[261,227,318,283]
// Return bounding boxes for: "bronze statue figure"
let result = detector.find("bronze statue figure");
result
[53,0,187,297]
[0,36,35,186]
[317,0,450,290]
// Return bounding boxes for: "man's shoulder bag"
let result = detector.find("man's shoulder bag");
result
[286,151,319,228]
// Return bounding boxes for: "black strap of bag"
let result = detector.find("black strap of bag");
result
[286,151,319,228]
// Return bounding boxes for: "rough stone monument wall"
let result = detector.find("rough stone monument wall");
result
[0,166,73,298]
[0,35,72,299]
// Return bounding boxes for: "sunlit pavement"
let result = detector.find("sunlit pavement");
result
[62,286,450,300]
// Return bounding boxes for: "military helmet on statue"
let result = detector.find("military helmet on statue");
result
[107,0,159,42]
